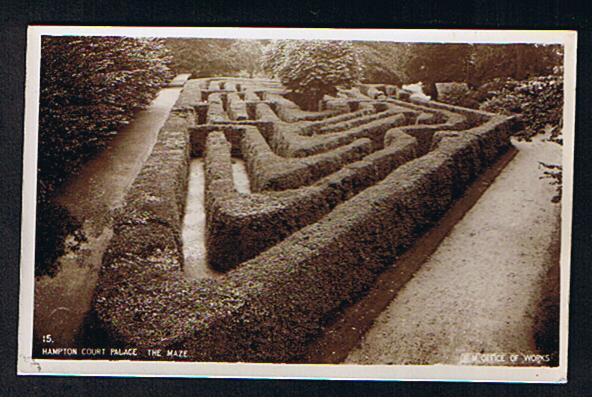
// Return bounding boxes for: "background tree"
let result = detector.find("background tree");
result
[266,40,362,110]
[165,38,238,77]
[404,44,474,96]
[261,39,289,78]
[402,43,562,96]
[166,38,266,78]
[470,44,562,86]
[354,42,411,85]
[227,40,266,78]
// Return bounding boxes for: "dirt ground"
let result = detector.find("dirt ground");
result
[182,157,250,280]
[182,159,212,280]
[346,134,563,366]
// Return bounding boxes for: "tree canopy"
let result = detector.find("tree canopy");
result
[166,38,266,78]
[37,36,171,275]
[263,40,362,110]
[402,43,562,95]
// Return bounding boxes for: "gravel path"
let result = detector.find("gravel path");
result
[346,135,562,366]
[34,78,188,347]
[182,157,250,280]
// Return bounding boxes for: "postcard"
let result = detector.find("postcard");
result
[18,26,576,382]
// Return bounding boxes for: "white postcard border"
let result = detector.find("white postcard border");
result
[18,26,577,382]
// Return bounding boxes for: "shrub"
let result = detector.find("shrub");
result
[479,72,563,141]
[35,196,85,277]
[478,71,564,203]
[261,40,290,78]
[434,82,481,108]
[36,36,172,276]
[264,40,362,110]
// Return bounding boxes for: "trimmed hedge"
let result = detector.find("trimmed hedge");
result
[271,113,409,157]
[302,107,375,135]
[202,102,489,271]
[241,125,373,192]
[172,79,204,111]
[206,92,228,123]
[189,123,274,157]
[310,108,400,136]
[226,92,249,120]
[192,114,514,362]
[264,92,343,122]
[205,128,418,271]
[94,89,516,362]
[255,102,281,121]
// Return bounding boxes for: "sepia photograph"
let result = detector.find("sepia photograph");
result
[17,27,576,382]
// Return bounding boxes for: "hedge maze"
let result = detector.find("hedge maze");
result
[93,78,518,362]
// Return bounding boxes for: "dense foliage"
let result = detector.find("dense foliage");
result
[404,44,474,96]
[37,36,172,275]
[479,72,564,141]
[403,44,562,96]
[166,38,265,78]
[354,42,409,84]
[263,40,362,110]
[469,44,562,86]
[477,72,565,203]
[261,40,289,78]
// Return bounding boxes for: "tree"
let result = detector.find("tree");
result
[37,36,171,275]
[402,43,563,96]
[266,40,362,110]
[404,44,474,96]
[166,38,266,78]
[261,40,289,78]
[39,36,171,195]
[354,42,410,85]
[228,40,266,78]
[165,38,238,77]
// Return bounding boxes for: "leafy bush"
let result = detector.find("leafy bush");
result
[261,40,289,78]
[479,72,563,141]
[477,71,564,203]
[264,40,362,110]
[540,162,563,203]
[35,197,86,277]
[36,36,172,276]
[434,82,481,108]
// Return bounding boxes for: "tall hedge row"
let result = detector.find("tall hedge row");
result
[36,36,172,276]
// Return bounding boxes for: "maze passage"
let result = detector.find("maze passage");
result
[94,78,518,362]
